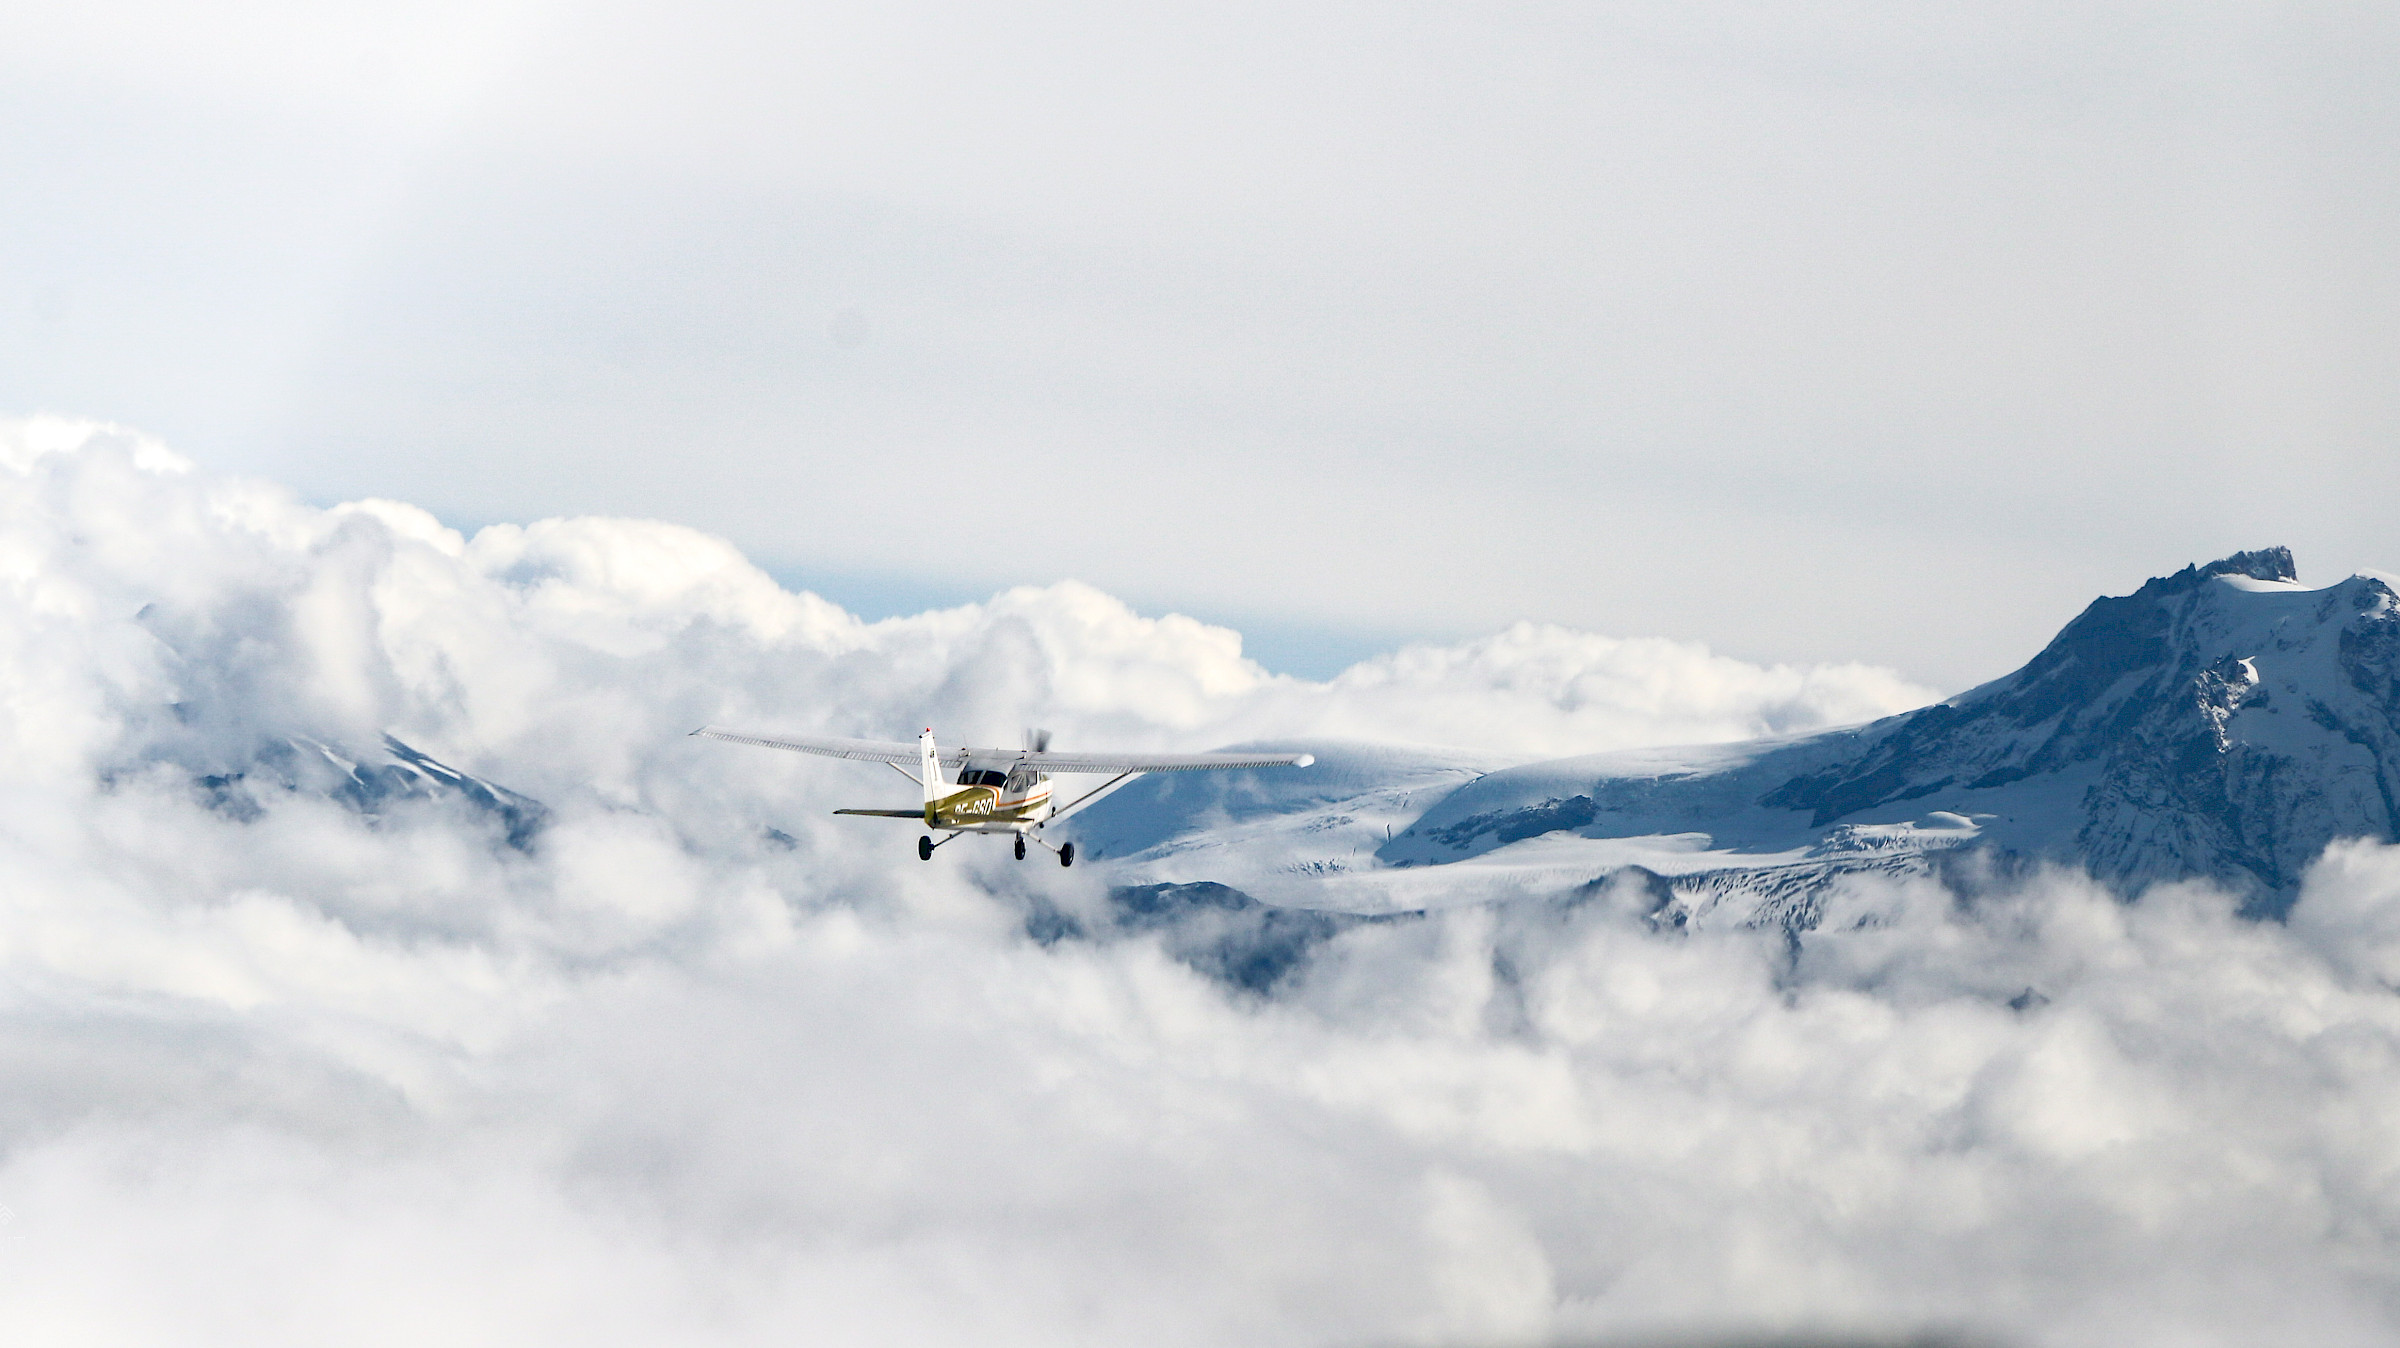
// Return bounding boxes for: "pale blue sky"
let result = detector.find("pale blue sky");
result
[5,0,2394,688]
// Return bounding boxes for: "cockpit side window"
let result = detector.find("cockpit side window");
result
[955,767,1007,788]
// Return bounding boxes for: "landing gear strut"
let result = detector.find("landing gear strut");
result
[1024,835,1076,867]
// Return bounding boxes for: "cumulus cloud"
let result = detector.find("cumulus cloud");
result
[1,417,2398,1346]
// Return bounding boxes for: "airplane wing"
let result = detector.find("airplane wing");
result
[691,728,932,765]
[691,728,1312,773]
[1004,748,1314,773]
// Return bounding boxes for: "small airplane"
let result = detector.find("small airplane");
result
[691,726,1313,865]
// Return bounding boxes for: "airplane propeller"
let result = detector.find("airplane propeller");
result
[1024,727,1053,754]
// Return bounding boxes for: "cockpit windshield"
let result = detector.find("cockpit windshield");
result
[955,768,1009,788]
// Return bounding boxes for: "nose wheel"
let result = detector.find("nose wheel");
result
[1014,835,1027,861]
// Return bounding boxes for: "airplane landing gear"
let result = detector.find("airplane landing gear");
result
[918,835,934,861]
[1024,834,1076,866]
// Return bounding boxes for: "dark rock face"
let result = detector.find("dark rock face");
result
[1030,882,1412,993]
[1389,550,2400,918]
[1418,795,1597,852]
[374,736,550,849]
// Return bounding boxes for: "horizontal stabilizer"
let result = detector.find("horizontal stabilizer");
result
[833,808,929,819]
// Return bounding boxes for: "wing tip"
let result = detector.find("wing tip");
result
[1293,753,1315,767]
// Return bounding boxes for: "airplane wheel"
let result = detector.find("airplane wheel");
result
[1014,836,1027,861]
[918,836,934,861]
[1058,842,1075,868]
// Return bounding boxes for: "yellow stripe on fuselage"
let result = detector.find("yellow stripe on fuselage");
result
[927,785,1052,831]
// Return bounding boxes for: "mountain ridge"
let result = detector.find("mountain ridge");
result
[1089,549,2400,925]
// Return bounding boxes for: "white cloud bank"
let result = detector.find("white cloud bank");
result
[2,418,2399,1345]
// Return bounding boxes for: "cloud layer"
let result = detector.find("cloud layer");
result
[2,419,2398,1346]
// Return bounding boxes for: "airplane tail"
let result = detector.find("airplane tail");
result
[920,728,942,804]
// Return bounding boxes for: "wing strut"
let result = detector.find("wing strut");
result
[1041,772,1136,827]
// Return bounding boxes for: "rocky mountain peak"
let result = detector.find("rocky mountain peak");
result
[2195,546,2297,584]
[1377,550,2400,921]
[1754,550,2399,907]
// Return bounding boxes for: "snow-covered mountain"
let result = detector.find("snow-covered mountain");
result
[1090,549,2400,925]
[183,732,550,849]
